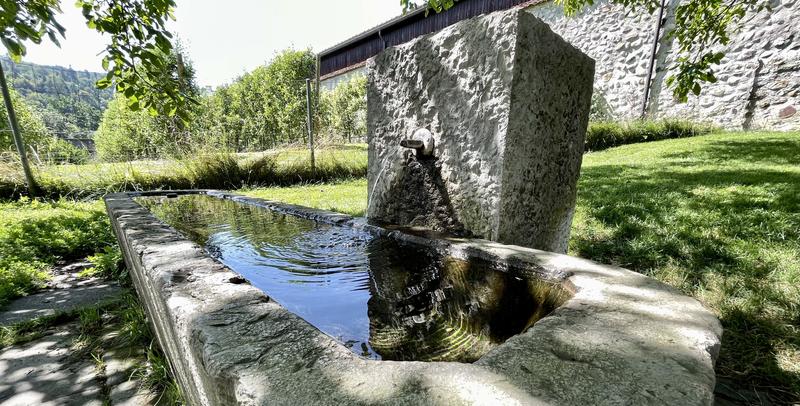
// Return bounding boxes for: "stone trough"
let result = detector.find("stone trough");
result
[105,190,721,405]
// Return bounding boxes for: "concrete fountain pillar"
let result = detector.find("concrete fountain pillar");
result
[366,8,595,253]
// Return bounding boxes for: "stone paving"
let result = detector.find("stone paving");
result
[0,263,156,406]
[0,262,123,325]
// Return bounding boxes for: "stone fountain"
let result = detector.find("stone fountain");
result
[104,8,722,406]
[366,9,594,253]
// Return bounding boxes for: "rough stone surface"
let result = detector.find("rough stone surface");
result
[106,190,722,405]
[367,9,594,253]
[525,0,800,130]
[322,0,800,130]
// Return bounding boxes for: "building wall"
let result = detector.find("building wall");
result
[525,0,800,129]
[323,0,799,129]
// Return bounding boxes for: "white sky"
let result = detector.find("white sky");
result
[20,0,402,88]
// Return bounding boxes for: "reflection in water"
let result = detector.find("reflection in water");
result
[137,194,569,362]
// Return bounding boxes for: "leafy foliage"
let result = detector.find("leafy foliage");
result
[0,85,51,149]
[193,48,316,151]
[0,198,114,305]
[319,76,367,143]
[81,245,125,282]
[94,93,161,161]
[93,46,199,161]
[76,0,193,120]
[1,0,188,120]
[0,55,114,134]
[401,0,765,102]
[0,0,64,62]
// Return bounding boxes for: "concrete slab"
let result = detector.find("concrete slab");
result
[0,328,103,405]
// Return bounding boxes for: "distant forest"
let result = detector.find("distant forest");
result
[1,55,113,136]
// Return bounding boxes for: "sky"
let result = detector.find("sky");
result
[20,0,402,88]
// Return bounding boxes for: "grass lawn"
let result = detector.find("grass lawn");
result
[244,131,800,400]
[243,178,368,216]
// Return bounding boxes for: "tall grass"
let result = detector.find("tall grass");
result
[0,145,368,199]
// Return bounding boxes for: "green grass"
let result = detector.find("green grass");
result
[245,131,799,400]
[0,198,116,306]
[242,178,368,216]
[0,144,368,199]
[585,119,715,152]
[1,130,796,400]
[573,131,800,401]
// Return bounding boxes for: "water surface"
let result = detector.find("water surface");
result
[137,194,568,362]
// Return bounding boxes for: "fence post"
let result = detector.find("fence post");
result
[305,78,316,174]
[0,61,37,195]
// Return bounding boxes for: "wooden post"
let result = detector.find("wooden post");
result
[305,78,316,173]
[0,61,37,195]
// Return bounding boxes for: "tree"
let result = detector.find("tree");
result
[94,45,199,161]
[193,48,316,152]
[94,93,158,161]
[1,0,187,120]
[0,86,50,150]
[403,0,767,102]
[320,76,367,143]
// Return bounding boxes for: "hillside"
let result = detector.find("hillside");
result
[0,55,113,136]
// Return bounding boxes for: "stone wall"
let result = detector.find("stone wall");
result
[525,0,800,129]
[322,0,799,130]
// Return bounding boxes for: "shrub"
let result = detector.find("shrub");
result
[585,119,714,152]
[36,138,90,164]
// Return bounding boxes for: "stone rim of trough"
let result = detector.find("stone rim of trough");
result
[105,190,723,405]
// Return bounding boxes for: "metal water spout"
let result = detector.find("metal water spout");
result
[400,128,435,157]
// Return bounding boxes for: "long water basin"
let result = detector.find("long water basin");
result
[136,193,569,362]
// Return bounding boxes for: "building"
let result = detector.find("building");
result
[318,0,799,130]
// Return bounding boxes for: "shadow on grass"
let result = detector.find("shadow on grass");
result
[572,136,800,403]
